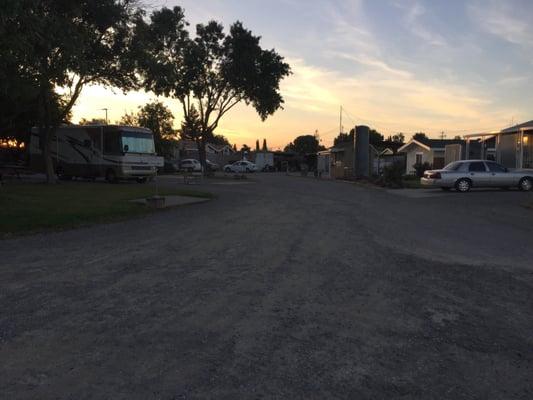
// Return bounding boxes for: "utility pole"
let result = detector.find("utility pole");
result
[339,105,343,134]
[101,108,108,124]
[439,131,446,140]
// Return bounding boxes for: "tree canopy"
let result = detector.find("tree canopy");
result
[391,133,405,143]
[210,135,231,147]
[78,118,106,126]
[137,102,177,141]
[412,132,429,142]
[133,6,291,171]
[285,135,325,154]
[333,128,384,146]
[1,0,140,181]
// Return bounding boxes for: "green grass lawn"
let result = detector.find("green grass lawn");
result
[0,182,212,237]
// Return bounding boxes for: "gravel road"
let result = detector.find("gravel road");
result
[1,174,532,399]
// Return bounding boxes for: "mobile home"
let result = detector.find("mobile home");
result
[30,125,163,182]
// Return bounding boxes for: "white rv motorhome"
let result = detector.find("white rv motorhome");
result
[30,125,164,182]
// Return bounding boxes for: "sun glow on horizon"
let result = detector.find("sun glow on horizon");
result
[72,0,533,148]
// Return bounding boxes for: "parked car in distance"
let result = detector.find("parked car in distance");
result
[223,160,258,173]
[421,160,533,192]
[180,159,202,172]
[205,159,219,171]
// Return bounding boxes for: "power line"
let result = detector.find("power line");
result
[339,105,504,136]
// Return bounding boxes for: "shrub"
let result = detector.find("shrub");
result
[413,162,432,178]
[379,162,404,188]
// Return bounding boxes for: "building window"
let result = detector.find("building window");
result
[415,153,423,165]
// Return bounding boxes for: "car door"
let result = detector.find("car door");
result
[467,161,491,187]
[486,162,509,186]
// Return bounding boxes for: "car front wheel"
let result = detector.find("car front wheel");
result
[455,178,471,192]
[519,177,533,192]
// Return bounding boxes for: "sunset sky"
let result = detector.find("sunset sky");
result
[72,0,533,149]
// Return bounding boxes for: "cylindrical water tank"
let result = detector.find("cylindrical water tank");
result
[355,125,370,178]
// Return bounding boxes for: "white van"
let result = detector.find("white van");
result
[30,125,164,182]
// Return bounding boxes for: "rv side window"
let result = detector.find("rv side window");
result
[103,131,121,155]
[86,127,102,151]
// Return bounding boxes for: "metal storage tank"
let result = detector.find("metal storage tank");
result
[355,125,370,178]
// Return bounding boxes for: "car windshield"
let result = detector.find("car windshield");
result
[121,130,155,154]
[443,161,463,171]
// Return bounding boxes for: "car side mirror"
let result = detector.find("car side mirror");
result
[123,145,129,153]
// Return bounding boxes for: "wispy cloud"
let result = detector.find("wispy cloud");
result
[281,52,512,137]
[281,57,340,113]
[393,0,447,46]
[333,53,413,79]
[468,0,533,46]
[497,76,529,86]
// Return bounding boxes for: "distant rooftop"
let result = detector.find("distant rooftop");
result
[416,138,464,149]
[501,120,533,133]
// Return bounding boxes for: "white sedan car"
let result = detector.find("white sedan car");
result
[421,160,533,192]
[224,160,258,173]
[180,159,202,172]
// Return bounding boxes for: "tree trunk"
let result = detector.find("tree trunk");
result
[42,126,57,184]
[196,138,208,177]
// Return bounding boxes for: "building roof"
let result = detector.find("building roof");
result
[179,139,235,153]
[501,120,533,133]
[417,138,464,148]
[398,138,464,152]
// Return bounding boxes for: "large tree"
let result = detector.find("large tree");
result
[2,0,139,182]
[412,132,429,142]
[0,2,67,141]
[391,133,405,143]
[137,101,178,155]
[285,135,324,154]
[210,134,231,147]
[333,128,384,146]
[133,7,291,173]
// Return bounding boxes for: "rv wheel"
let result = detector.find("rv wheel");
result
[105,169,117,183]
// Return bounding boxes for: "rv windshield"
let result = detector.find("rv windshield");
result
[121,130,155,154]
